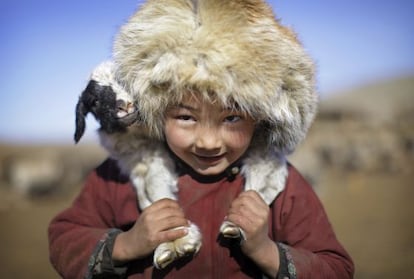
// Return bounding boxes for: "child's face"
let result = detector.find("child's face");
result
[164,94,255,176]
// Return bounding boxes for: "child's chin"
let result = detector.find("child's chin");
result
[193,163,228,176]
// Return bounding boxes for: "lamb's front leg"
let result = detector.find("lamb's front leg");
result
[219,149,288,242]
[130,161,202,269]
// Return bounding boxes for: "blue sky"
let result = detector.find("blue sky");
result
[0,0,413,143]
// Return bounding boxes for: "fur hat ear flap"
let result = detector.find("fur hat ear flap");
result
[74,61,139,143]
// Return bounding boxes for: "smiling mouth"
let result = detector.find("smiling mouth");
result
[194,154,225,164]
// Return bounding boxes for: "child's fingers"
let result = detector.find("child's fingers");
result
[157,216,190,232]
[142,199,186,225]
[146,221,189,246]
[158,226,189,243]
[229,191,268,218]
[236,190,267,207]
[227,191,269,233]
[147,198,184,212]
[143,207,186,224]
[140,199,190,239]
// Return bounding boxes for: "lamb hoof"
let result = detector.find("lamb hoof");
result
[220,220,246,241]
[154,242,176,269]
[174,223,202,257]
[183,243,198,254]
[221,226,240,238]
[175,240,200,256]
[155,250,176,269]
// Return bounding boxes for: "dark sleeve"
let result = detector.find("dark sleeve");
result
[87,229,128,279]
[48,159,130,279]
[272,164,354,279]
[275,242,297,279]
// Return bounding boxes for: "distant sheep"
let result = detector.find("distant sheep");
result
[4,154,64,197]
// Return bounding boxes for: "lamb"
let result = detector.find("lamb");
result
[74,61,288,269]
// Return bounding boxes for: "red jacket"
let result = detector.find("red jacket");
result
[48,159,354,278]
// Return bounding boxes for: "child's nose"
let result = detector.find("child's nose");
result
[195,126,222,150]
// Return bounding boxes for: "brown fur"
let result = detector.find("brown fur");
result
[113,0,318,154]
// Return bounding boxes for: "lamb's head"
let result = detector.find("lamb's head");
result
[74,61,140,143]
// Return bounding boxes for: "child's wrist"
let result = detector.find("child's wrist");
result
[245,238,280,278]
[112,231,132,263]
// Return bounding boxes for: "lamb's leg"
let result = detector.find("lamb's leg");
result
[129,158,202,269]
[219,149,287,242]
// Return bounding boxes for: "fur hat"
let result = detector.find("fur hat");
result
[113,0,318,154]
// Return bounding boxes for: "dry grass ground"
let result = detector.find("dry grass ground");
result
[0,143,105,278]
[0,192,76,278]
[317,170,414,278]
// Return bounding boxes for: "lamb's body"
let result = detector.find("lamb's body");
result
[99,124,178,208]
[101,127,204,268]
[75,61,288,268]
[75,62,204,268]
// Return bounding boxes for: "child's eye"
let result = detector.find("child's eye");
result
[176,115,195,121]
[224,115,242,123]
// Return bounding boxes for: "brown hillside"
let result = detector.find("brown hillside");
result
[289,75,414,278]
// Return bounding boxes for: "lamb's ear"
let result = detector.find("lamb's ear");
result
[74,80,100,143]
[74,97,87,143]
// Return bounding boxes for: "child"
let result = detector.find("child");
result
[48,0,354,278]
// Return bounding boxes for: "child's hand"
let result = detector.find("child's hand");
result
[227,190,280,277]
[113,198,189,263]
[227,190,270,254]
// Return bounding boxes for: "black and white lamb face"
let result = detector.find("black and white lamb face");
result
[74,62,140,143]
